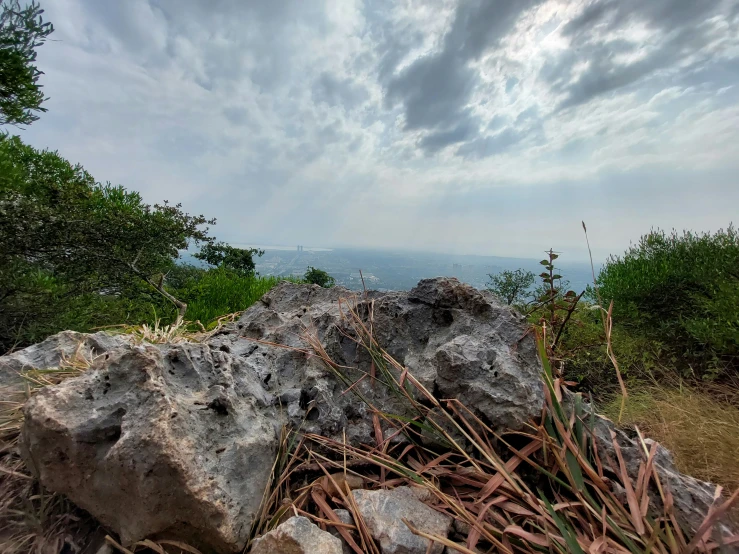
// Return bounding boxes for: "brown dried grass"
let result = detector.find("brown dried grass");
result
[603,384,739,493]
[251,295,739,553]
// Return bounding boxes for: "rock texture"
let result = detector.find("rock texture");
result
[6,277,735,552]
[12,278,542,552]
[351,487,452,554]
[250,516,343,554]
[0,330,129,387]
[21,343,277,553]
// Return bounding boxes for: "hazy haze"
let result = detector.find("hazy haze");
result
[18,0,739,261]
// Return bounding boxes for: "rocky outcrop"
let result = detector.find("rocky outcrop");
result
[352,487,452,554]
[5,278,735,552]
[250,516,342,554]
[12,278,543,552]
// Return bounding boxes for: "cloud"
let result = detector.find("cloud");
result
[312,72,369,109]
[383,0,541,152]
[13,0,739,261]
[549,0,736,108]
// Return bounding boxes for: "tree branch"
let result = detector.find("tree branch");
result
[128,260,187,325]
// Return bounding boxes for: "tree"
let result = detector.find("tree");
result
[304,267,335,288]
[0,136,214,350]
[0,0,54,126]
[194,242,263,274]
[486,268,535,306]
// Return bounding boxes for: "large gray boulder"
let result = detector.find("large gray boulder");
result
[12,278,542,552]
[6,278,739,551]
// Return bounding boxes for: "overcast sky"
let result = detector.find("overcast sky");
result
[18,0,739,261]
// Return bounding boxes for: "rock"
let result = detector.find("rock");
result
[21,343,277,553]
[7,278,739,551]
[11,279,543,551]
[351,486,452,554]
[250,516,342,554]
[327,509,355,554]
[0,330,129,387]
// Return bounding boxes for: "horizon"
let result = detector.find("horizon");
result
[17,0,739,260]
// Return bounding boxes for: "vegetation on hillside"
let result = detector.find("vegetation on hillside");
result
[485,228,739,493]
[485,268,534,305]
[304,266,336,288]
[0,0,53,126]
[0,134,313,351]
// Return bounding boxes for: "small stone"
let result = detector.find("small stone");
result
[328,509,355,554]
[250,516,343,554]
[352,486,452,554]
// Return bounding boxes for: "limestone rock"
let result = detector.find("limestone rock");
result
[0,330,129,387]
[351,486,452,554]
[21,343,277,553]
[7,278,739,551]
[12,278,544,552]
[250,516,342,554]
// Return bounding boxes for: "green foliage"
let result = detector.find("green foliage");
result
[304,266,335,288]
[194,242,263,274]
[0,135,213,351]
[171,266,300,326]
[0,0,53,126]
[552,303,664,391]
[595,226,739,378]
[485,268,534,305]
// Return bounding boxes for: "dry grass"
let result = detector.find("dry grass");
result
[251,296,739,554]
[603,384,739,492]
[108,311,244,345]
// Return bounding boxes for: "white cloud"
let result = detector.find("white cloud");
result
[15,0,739,261]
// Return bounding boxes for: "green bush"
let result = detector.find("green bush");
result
[0,135,213,351]
[595,226,739,379]
[173,267,301,326]
[304,266,335,288]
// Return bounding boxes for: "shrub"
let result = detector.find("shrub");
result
[486,268,534,306]
[174,267,299,326]
[595,226,739,379]
[304,266,335,288]
[0,135,213,350]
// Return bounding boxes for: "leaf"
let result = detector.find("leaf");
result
[541,494,585,554]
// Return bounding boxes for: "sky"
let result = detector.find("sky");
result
[18,0,739,261]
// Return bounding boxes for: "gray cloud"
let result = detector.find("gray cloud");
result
[549,0,737,108]
[384,0,541,152]
[456,127,523,159]
[14,0,739,260]
[312,72,369,110]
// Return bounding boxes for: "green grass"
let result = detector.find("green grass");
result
[178,268,302,326]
